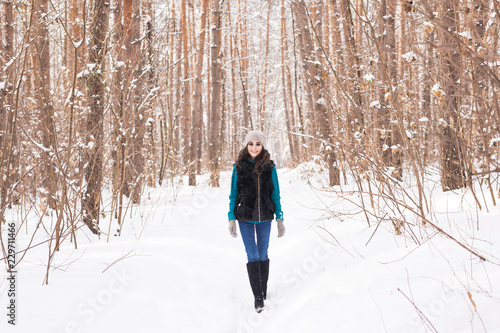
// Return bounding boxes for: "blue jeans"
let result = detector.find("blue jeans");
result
[238,221,272,262]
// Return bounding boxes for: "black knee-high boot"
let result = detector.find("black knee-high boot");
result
[259,259,270,300]
[246,261,264,313]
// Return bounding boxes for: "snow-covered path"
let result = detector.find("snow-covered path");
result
[1,166,500,333]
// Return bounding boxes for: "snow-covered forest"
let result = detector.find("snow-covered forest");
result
[1,0,500,332]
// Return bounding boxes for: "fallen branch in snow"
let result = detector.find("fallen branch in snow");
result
[303,158,494,264]
[102,250,135,273]
[376,231,440,265]
[365,213,387,246]
[316,225,356,258]
[397,288,439,333]
[419,216,488,262]
[337,186,490,263]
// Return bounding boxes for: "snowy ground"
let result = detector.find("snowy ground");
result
[1,163,500,333]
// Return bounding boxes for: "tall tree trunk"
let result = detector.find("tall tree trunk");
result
[112,0,124,206]
[1,0,16,211]
[389,0,408,180]
[281,0,297,162]
[190,0,209,186]
[163,0,176,181]
[180,0,191,181]
[470,0,494,201]
[422,3,435,166]
[339,0,364,137]
[82,0,109,234]
[329,0,348,164]
[122,0,144,204]
[33,0,58,209]
[227,1,239,160]
[67,0,86,190]
[259,0,272,130]
[173,0,182,171]
[237,0,251,130]
[291,2,314,157]
[438,0,466,191]
[60,0,86,248]
[122,0,133,198]
[292,0,340,186]
[144,0,156,187]
[377,0,402,180]
[209,0,222,187]
[289,4,307,158]
[130,0,144,204]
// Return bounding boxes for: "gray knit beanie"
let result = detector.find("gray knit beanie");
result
[244,130,267,147]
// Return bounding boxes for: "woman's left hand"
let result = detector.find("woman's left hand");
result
[229,220,238,238]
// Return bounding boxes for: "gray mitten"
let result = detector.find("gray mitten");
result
[277,219,285,238]
[228,219,237,238]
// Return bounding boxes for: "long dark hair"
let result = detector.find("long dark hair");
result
[236,144,271,174]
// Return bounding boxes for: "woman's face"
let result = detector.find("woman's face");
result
[247,141,263,159]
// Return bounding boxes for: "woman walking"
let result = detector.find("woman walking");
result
[228,130,285,313]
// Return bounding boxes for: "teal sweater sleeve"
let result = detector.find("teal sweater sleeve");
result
[228,165,238,221]
[271,165,284,221]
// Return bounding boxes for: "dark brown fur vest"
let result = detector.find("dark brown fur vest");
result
[235,159,275,222]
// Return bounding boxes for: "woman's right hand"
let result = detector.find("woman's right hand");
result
[228,220,237,238]
[277,219,285,238]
